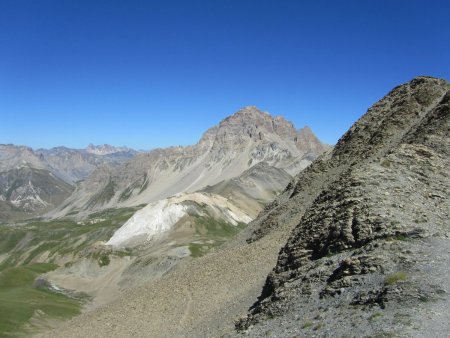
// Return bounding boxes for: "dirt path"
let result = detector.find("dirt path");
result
[180,288,193,327]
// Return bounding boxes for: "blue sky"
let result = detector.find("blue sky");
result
[1,0,449,150]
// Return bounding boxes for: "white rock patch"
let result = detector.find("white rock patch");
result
[107,199,187,247]
[107,192,253,248]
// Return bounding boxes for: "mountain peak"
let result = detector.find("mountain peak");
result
[234,105,270,116]
[298,125,312,132]
[195,106,329,160]
[219,106,292,132]
[59,106,328,216]
[237,105,262,112]
[226,106,269,121]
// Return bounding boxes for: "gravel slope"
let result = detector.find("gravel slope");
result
[37,228,288,338]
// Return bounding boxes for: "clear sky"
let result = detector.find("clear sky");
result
[1,0,449,150]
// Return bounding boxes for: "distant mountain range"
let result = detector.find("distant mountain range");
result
[51,106,329,219]
[35,145,139,183]
[0,106,330,328]
[0,144,138,221]
[0,107,328,222]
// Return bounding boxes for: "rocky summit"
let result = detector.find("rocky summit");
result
[52,106,327,218]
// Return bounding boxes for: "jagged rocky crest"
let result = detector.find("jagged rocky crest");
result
[238,77,450,336]
[53,106,327,217]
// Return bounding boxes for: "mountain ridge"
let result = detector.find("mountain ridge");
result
[51,106,328,218]
[0,144,138,221]
[237,76,450,336]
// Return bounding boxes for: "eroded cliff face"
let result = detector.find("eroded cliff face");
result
[239,77,450,337]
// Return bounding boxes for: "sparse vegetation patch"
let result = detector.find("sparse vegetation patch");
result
[384,271,408,285]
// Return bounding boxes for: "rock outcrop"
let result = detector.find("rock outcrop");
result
[238,76,450,336]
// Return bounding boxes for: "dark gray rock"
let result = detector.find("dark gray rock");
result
[238,76,450,337]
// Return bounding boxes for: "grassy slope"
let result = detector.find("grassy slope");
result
[0,206,143,337]
[0,204,250,335]
[0,263,81,337]
[189,215,246,257]
[0,206,141,271]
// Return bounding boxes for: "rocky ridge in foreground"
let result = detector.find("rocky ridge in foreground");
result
[239,76,450,336]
